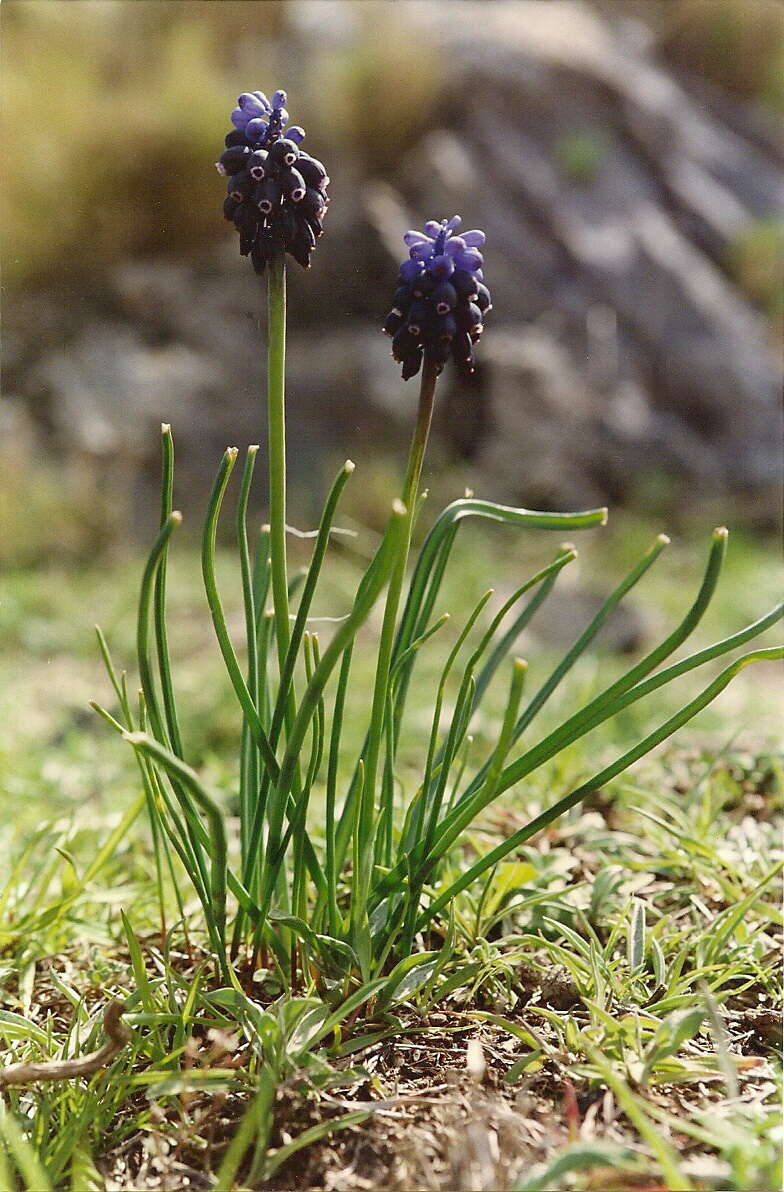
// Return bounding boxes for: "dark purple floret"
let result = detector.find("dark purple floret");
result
[216,88,329,272]
[384,217,491,379]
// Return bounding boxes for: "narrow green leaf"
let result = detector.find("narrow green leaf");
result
[628,899,646,973]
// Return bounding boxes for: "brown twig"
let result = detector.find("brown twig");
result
[0,1000,131,1089]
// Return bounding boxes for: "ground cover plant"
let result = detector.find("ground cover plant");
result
[0,86,781,1192]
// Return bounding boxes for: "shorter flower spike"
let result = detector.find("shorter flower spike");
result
[384,217,491,378]
[216,87,330,272]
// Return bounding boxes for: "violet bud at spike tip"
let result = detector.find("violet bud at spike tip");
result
[215,87,329,272]
[384,217,491,379]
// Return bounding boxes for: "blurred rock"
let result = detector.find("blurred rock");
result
[4,0,782,535]
[35,324,220,456]
[381,1,783,511]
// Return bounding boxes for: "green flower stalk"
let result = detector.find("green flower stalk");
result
[266,253,290,674]
[354,358,439,922]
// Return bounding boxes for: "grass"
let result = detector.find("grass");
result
[0,506,781,1190]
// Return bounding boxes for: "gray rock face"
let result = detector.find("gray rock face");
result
[371,2,782,511]
[4,1,781,530]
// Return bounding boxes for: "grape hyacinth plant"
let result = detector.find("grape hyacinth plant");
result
[93,86,782,1006]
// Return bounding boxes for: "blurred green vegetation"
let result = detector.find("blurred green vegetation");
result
[3,2,231,283]
[728,218,784,333]
[662,0,784,112]
[0,0,443,287]
[554,130,610,184]
[0,421,123,568]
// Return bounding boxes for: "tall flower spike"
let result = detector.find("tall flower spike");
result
[384,217,492,379]
[216,88,329,272]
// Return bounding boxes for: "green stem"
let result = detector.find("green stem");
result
[263,248,309,937]
[355,360,438,906]
[267,250,290,672]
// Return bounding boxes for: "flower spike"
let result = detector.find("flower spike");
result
[216,88,330,272]
[384,217,491,379]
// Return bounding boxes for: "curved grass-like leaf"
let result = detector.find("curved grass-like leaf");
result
[137,510,183,748]
[237,445,260,869]
[154,423,184,758]
[201,449,279,783]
